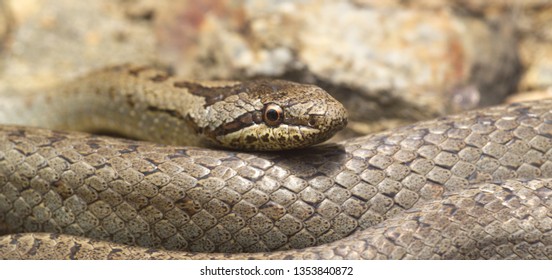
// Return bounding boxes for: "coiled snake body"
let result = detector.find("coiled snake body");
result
[1,65,552,259]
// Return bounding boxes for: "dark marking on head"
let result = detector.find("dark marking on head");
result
[221,121,243,134]
[202,111,258,140]
[174,81,248,107]
[239,113,253,124]
[261,134,270,142]
[245,134,257,144]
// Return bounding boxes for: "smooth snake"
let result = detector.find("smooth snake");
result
[1,65,552,259]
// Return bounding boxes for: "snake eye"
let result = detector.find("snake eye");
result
[263,103,284,127]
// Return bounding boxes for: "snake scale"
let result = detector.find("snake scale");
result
[1,65,552,259]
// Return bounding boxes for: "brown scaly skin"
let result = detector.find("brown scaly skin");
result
[1,100,552,259]
[3,179,552,260]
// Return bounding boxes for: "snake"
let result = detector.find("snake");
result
[1,65,552,259]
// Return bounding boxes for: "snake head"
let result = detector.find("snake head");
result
[201,79,348,151]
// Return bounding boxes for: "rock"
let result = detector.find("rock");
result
[0,0,157,89]
[155,0,520,129]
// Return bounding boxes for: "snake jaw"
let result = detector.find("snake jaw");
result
[213,124,321,151]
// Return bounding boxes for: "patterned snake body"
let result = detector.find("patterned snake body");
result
[1,66,552,259]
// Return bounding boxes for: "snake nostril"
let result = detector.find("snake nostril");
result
[308,118,316,126]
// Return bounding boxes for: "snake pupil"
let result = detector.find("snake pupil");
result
[263,103,283,127]
[267,110,278,121]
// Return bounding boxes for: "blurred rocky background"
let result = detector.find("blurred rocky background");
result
[0,0,550,140]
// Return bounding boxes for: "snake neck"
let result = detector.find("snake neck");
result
[0,68,206,147]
